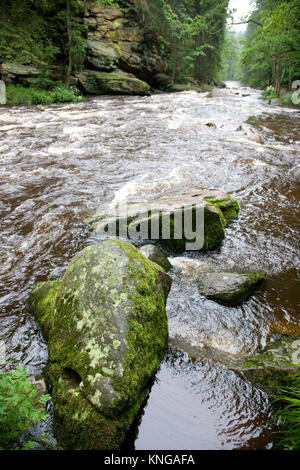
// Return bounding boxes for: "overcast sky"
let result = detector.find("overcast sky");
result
[227,0,255,32]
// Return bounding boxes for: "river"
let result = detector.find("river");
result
[0,81,299,449]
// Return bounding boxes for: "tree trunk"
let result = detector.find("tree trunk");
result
[274,54,281,96]
[171,37,177,82]
[66,0,72,88]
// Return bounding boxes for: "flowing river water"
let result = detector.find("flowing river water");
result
[0,81,299,449]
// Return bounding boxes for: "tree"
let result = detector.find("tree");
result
[239,0,300,93]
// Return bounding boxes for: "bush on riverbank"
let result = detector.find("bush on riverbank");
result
[6,85,84,106]
[0,366,50,449]
[273,372,300,450]
[261,87,299,107]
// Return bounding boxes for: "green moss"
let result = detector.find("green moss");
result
[211,271,266,306]
[28,240,170,449]
[202,204,226,250]
[47,361,144,450]
[203,195,240,223]
[28,280,61,339]
[108,240,168,413]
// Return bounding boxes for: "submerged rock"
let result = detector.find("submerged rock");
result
[29,239,171,450]
[89,189,240,253]
[234,337,300,396]
[78,69,150,96]
[196,270,266,306]
[139,244,172,272]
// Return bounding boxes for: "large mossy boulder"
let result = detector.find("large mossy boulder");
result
[28,240,171,450]
[196,270,266,306]
[78,69,150,96]
[88,189,240,254]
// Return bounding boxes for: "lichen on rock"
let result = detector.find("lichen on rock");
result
[28,239,171,449]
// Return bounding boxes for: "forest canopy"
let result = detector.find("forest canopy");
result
[238,0,300,93]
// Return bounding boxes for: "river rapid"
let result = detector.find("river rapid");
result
[0,81,299,449]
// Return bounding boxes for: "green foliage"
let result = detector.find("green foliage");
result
[0,0,87,86]
[273,371,300,450]
[0,366,50,450]
[144,0,229,84]
[6,85,84,106]
[219,29,242,81]
[261,86,300,107]
[96,0,119,6]
[239,0,300,92]
[0,0,59,68]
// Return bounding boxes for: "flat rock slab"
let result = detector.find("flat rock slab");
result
[78,69,150,96]
[197,270,266,306]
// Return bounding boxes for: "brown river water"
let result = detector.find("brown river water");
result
[0,81,299,449]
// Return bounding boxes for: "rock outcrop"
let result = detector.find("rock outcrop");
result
[0,63,41,87]
[1,1,169,96]
[196,270,267,306]
[84,2,167,81]
[29,239,171,450]
[88,189,240,253]
[78,1,168,95]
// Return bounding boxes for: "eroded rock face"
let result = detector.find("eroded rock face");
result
[1,63,41,86]
[88,189,240,253]
[29,239,171,449]
[83,1,168,88]
[196,270,266,306]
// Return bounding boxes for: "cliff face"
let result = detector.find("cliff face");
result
[84,1,167,83]
[77,1,168,95]
[1,0,168,96]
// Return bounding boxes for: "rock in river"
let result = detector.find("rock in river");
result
[88,189,240,253]
[196,270,266,306]
[139,244,172,272]
[28,239,171,450]
[234,337,300,397]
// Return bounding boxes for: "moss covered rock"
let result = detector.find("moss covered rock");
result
[139,245,172,272]
[88,189,239,253]
[28,239,171,449]
[234,337,300,396]
[78,69,150,96]
[196,270,266,306]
